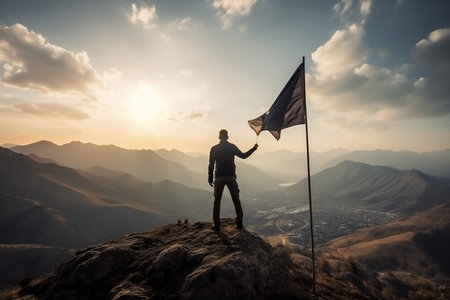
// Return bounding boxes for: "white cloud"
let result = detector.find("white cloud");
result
[333,0,353,18]
[0,23,102,98]
[359,0,372,18]
[168,108,207,121]
[7,102,89,120]
[333,0,372,24]
[211,0,258,29]
[101,67,122,82]
[311,24,367,79]
[176,17,193,30]
[129,3,157,29]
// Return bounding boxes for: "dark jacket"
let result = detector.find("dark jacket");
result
[208,141,257,182]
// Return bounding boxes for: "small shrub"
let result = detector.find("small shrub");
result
[345,256,357,273]
[19,274,33,286]
[382,286,398,299]
[319,257,330,275]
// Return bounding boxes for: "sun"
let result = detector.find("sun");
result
[129,82,164,127]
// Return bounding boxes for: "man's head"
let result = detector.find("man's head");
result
[219,129,228,141]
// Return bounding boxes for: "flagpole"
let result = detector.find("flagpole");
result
[302,56,316,294]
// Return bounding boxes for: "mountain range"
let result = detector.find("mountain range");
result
[10,141,279,195]
[2,141,450,292]
[280,160,450,215]
[245,148,450,181]
[324,149,450,179]
[0,146,217,248]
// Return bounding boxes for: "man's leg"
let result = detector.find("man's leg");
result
[226,178,243,228]
[213,177,226,231]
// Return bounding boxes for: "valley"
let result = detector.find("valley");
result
[246,202,397,246]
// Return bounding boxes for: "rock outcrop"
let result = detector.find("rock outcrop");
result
[5,219,312,300]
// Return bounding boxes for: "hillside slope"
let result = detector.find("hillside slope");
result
[324,201,450,278]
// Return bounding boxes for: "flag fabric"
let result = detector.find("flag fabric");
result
[248,62,306,140]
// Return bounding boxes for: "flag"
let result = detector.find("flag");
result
[248,62,306,140]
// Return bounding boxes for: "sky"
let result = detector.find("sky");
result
[0,0,449,154]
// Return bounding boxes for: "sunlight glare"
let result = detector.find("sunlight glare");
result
[129,82,164,127]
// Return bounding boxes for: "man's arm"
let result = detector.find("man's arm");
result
[208,148,215,187]
[234,144,258,159]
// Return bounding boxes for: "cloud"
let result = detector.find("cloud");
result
[168,107,208,121]
[175,17,193,30]
[211,0,258,29]
[359,0,372,18]
[334,0,372,24]
[312,24,367,79]
[412,28,450,67]
[129,3,157,29]
[11,102,89,120]
[0,23,102,98]
[410,28,450,116]
[308,24,450,130]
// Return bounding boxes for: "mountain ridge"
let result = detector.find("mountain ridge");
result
[284,160,450,215]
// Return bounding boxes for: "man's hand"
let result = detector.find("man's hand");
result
[253,144,258,150]
[208,180,214,187]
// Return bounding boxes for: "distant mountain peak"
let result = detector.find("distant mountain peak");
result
[29,140,57,147]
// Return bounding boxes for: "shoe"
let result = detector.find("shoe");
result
[236,220,243,229]
[213,222,220,232]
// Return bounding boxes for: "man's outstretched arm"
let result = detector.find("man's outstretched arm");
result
[235,144,258,159]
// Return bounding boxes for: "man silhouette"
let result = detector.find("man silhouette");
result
[208,129,258,231]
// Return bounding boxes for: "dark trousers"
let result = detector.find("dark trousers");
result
[213,176,243,224]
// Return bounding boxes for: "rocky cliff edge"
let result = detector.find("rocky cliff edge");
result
[2,219,313,300]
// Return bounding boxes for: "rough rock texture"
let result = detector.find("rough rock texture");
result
[8,219,312,300]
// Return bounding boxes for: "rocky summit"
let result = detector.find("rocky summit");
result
[4,219,312,300]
